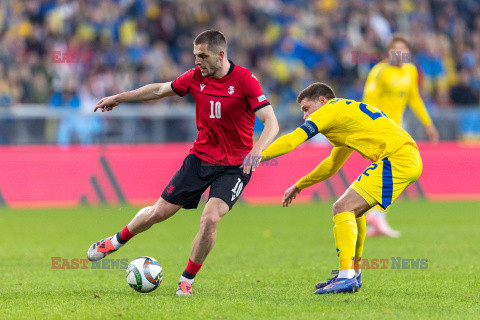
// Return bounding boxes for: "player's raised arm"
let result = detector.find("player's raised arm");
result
[282,146,353,207]
[94,82,177,112]
[240,105,279,174]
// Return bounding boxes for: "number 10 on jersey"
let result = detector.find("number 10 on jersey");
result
[210,100,221,119]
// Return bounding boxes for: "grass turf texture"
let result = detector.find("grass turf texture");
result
[1,201,479,319]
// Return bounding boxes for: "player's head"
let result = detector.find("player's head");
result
[297,82,336,120]
[388,33,412,66]
[193,30,228,77]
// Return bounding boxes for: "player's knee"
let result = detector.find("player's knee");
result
[332,200,347,216]
[148,205,170,223]
[199,212,221,233]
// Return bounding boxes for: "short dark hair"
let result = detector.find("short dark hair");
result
[388,33,412,52]
[194,30,227,53]
[297,82,336,103]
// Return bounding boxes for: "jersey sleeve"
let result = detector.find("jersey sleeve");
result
[244,73,270,112]
[261,127,308,161]
[304,105,332,134]
[407,65,432,126]
[171,68,195,97]
[296,146,353,190]
[261,105,333,161]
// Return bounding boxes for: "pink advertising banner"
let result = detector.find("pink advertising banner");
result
[1,142,479,208]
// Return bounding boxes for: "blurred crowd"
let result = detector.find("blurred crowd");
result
[0,0,479,143]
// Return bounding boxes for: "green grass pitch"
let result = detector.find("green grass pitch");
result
[1,201,479,319]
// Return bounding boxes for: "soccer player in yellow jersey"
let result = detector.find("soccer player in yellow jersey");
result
[261,82,422,294]
[363,34,438,238]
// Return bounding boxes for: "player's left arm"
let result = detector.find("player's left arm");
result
[240,73,280,174]
[408,65,439,143]
[240,105,279,174]
[282,146,353,207]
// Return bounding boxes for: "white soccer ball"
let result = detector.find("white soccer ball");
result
[126,256,163,293]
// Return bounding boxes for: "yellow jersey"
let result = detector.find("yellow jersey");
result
[363,62,432,126]
[261,98,420,191]
[304,98,417,161]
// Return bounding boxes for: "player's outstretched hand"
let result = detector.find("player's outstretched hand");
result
[240,150,262,174]
[425,124,439,144]
[282,184,301,207]
[94,95,120,112]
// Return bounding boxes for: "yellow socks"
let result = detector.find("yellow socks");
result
[354,215,366,272]
[333,212,357,272]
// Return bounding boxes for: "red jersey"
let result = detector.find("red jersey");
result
[171,61,270,165]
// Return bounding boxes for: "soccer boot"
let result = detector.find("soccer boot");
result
[314,277,359,294]
[316,273,362,291]
[356,273,362,291]
[315,274,338,289]
[176,281,193,296]
[87,236,117,261]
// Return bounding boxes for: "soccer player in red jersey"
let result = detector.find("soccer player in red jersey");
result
[87,30,279,295]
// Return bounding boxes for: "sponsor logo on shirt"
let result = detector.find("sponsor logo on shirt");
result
[228,86,235,94]
[200,84,206,91]
[257,95,266,102]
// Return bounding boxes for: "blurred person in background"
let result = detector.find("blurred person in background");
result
[362,33,438,238]
[450,68,479,106]
[50,76,100,146]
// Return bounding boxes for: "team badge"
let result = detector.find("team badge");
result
[228,86,235,94]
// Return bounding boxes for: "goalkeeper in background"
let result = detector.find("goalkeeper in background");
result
[363,33,439,238]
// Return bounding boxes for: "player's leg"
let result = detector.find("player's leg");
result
[176,197,229,295]
[87,197,182,261]
[317,147,422,294]
[315,187,373,294]
[176,169,251,295]
[127,198,182,234]
[366,205,400,238]
[189,197,229,263]
[87,154,210,262]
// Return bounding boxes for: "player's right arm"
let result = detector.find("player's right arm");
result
[94,82,177,112]
[406,65,439,143]
[282,147,353,207]
[95,68,195,112]
[261,127,309,161]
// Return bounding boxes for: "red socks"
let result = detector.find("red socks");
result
[118,225,135,243]
[182,258,203,279]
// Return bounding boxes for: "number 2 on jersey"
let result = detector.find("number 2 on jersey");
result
[345,100,386,120]
[359,103,387,120]
[210,100,221,119]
